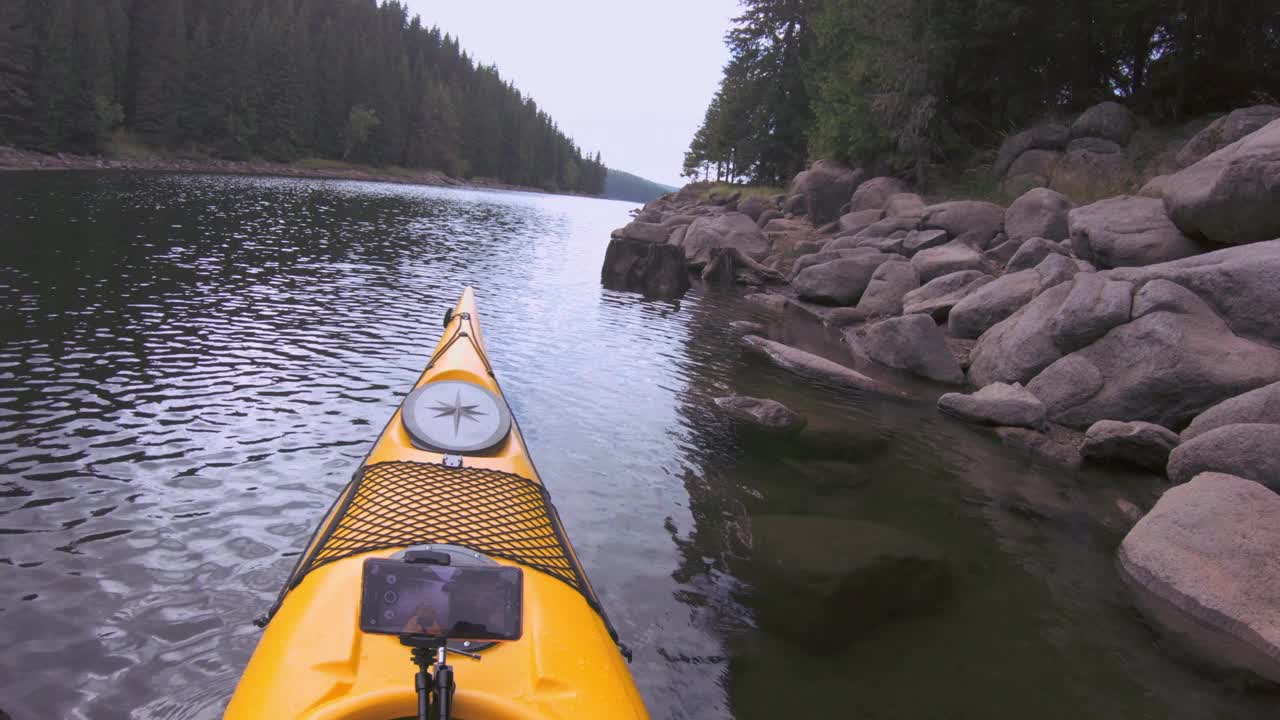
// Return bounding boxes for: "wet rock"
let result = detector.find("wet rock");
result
[911,240,987,283]
[741,335,905,397]
[702,247,786,286]
[938,382,1046,428]
[994,123,1070,179]
[1081,420,1179,471]
[849,176,908,213]
[1070,101,1136,146]
[853,260,919,318]
[1175,105,1280,168]
[1166,424,1280,491]
[860,314,965,384]
[1068,196,1202,269]
[744,293,789,313]
[1103,239,1280,346]
[1004,188,1072,246]
[838,208,884,235]
[884,192,926,220]
[682,212,771,266]
[600,236,690,299]
[995,425,1084,469]
[714,396,807,435]
[1163,117,1280,246]
[920,200,1005,249]
[729,320,767,336]
[793,253,894,306]
[791,160,864,226]
[747,515,950,653]
[1047,273,1133,353]
[967,282,1073,387]
[1028,281,1280,430]
[1181,381,1280,442]
[1118,472,1280,684]
[901,270,993,321]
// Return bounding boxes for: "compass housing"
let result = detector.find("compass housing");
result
[401,380,513,454]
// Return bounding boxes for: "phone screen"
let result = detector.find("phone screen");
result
[360,558,523,641]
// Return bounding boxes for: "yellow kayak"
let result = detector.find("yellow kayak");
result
[226,288,648,719]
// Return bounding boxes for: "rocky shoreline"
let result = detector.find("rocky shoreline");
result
[604,102,1280,687]
[0,144,559,196]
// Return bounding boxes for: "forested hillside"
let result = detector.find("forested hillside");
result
[604,169,677,203]
[0,0,607,194]
[685,0,1280,187]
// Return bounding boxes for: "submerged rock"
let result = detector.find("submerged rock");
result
[714,396,806,435]
[747,514,950,652]
[741,335,905,398]
[1119,473,1280,685]
[938,382,1045,428]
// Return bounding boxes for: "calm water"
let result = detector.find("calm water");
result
[0,172,1271,720]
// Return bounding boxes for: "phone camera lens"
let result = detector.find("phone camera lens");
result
[383,609,395,620]
[386,574,397,585]
[384,591,398,604]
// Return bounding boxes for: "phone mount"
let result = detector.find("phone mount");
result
[399,549,481,720]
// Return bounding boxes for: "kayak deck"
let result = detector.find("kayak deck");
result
[226,289,647,719]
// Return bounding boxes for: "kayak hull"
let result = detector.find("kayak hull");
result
[226,289,647,719]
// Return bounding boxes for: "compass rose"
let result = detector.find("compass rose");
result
[429,389,488,437]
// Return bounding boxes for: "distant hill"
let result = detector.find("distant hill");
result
[604,169,677,203]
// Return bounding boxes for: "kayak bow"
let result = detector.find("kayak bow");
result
[226,288,648,720]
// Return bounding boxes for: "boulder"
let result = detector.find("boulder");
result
[790,248,878,277]
[1005,188,1072,245]
[1050,144,1137,200]
[1070,101,1136,145]
[995,425,1085,469]
[783,194,806,216]
[1118,472,1280,684]
[884,192,926,220]
[853,260,919,318]
[793,254,894,306]
[860,314,965,384]
[702,247,786,286]
[1002,149,1062,194]
[967,281,1073,386]
[900,229,950,257]
[600,237,690,299]
[613,220,672,244]
[762,217,816,256]
[911,240,987,283]
[920,201,1005,249]
[948,255,1072,339]
[994,123,1070,179]
[848,216,920,242]
[747,515,949,652]
[1175,105,1280,168]
[1162,117,1280,246]
[838,208,884,235]
[1005,236,1066,273]
[1028,281,1280,429]
[1066,136,1123,155]
[982,236,1024,267]
[1103,239,1280,345]
[1068,196,1202,268]
[682,212,771,265]
[660,213,699,228]
[667,225,688,247]
[740,335,906,397]
[1138,174,1173,199]
[1182,381,1280,442]
[901,270,993,321]
[1047,273,1133,353]
[1166,424,1280,491]
[736,195,770,222]
[714,396,807,435]
[938,382,1046,428]
[757,208,783,228]
[849,176,908,213]
[791,160,864,226]
[1081,420,1179,471]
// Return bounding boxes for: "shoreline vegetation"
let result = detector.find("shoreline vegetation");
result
[0,143,581,197]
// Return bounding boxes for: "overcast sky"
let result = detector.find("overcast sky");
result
[400,0,739,187]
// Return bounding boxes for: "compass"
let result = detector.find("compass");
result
[402,380,512,454]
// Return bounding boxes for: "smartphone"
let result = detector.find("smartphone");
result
[360,558,523,641]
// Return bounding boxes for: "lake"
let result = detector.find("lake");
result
[0,172,1269,719]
